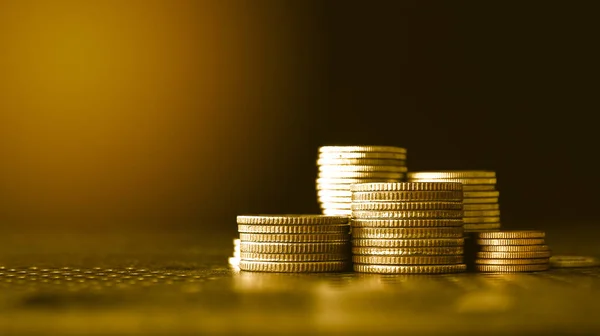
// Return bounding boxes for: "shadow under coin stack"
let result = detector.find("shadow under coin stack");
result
[316,146,408,216]
[236,215,351,272]
[350,182,467,274]
[476,230,551,273]
[407,171,500,232]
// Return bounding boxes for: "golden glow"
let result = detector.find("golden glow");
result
[0,1,306,230]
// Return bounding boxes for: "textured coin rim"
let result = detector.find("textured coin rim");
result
[549,255,600,268]
[476,264,549,272]
[319,165,408,173]
[478,230,545,239]
[351,218,464,228]
[237,215,349,225]
[351,202,463,211]
[239,260,349,272]
[480,245,550,252]
[409,178,497,185]
[239,242,350,254]
[352,238,464,247]
[239,252,349,262]
[237,224,350,234]
[318,145,407,154]
[353,255,464,265]
[352,246,464,256]
[477,251,552,259]
[463,210,501,217]
[354,264,466,274]
[318,152,407,160]
[476,238,546,246]
[239,233,350,242]
[317,158,408,166]
[352,210,464,219]
[350,182,463,192]
[352,191,464,202]
[407,171,496,179]
[351,227,464,239]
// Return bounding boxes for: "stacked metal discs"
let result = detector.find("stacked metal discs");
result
[236,215,351,272]
[407,171,500,232]
[476,231,551,273]
[317,146,408,216]
[349,182,467,274]
[228,238,241,268]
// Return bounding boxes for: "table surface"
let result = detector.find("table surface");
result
[1,226,599,336]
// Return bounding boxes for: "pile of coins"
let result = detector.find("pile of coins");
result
[407,171,500,232]
[236,215,351,272]
[317,146,408,216]
[228,238,241,268]
[476,230,551,273]
[349,182,467,274]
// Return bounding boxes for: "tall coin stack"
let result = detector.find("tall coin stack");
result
[476,231,551,273]
[407,171,500,232]
[350,182,467,274]
[317,146,408,216]
[236,215,351,272]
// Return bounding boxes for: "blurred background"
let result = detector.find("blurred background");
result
[0,0,598,242]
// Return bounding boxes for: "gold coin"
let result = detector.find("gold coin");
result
[352,210,463,219]
[239,260,348,273]
[409,178,497,185]
[463,203,499,211]
[354,264,466,274]
[477,251,552,259]
[351,227,464,239]
[318,145,407,154]
[351,182,462,192]
[239,252,348,262]
[318,171,405,179]
[317,158,407,166]
[317,178,401,185]
[352,238,464,247]
[322,209,352,216]
[476,258,549,265]
[480,245,549,252]
[319,202,352,210]
[476,264,549,272]
[239,233,349,243]
[478,230,545,239]
[318,197,352,204]
[463,217,500,224]
[352,246,464,256]
[463,210,501,217]
[317,183,355,190]
[352,218,463,228]
[407,171,496,179]
[237,224,350,234]
[476,238,545,246]
[463,198,499,204]
[549,256,600,268]
[239,242,349,254]
[319,165,408,173]
[317,190,352,197]
[237,215,349,225]
[351,202,463,211]
[464,223,501,230]
[318,152,407,160]
[353,255,463,265]
[462,185,497,191]
[463,191,500,198]
[352,191,463,202]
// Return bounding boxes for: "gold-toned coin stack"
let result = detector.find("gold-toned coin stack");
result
[407,171,500,232]
[317,146,408,216]
[476,230,551,273]
[349,182,467,274]
[236,215,351,272]
[228,238,241,268]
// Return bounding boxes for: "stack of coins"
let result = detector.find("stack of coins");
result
[317,146,408,216]
[407,171,500,232]
[476,231,551,273]
[236,215,351,272]
[350,182,467,274]
[228,238,241,268]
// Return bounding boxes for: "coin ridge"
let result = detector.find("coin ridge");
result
[319,165,408,172]
[351,202,463,211]
[352,227,464,239]
[318,152,407,160]
[352,210,464,219]
[239,233,349,243]
[352,246,464,256]
[476,238,546,246]
[480,245,550,252]
[352,191,463,201]
[354,264,466,274]
[237,224,350,234]
[477,251,552,259]
[407,171,496,179]
[353,255,464,265]
[318,145,407,153]
[478,230,545,239]
[476,264,549,272]
[240,252,349,262]
[237,215,349,225]
[317,158,408,166]
[352,238,464,247]
[351,182,463,192]
[463,210,501,217]
[239,260,349,273]
[409,178,497,185]
[239,242,350,254]
[352,218,464,228]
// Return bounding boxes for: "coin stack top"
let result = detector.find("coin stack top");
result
[476,230,551,273]
[407,170,501,232]
[350,182,466,274]
[236,215,351,272]
[316,146,408,216]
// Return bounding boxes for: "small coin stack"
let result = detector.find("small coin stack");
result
[350,182,467,274]
[476,230,551,273]
[407,171,500,232]
[236,215,351,272]
[228,238,241,268]
[317,146,408,216]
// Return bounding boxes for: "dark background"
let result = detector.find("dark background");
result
[0,0,598,239]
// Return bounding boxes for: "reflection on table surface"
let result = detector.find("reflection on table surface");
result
[0,230,599,335]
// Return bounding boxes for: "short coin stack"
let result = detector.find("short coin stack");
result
[350,182,467,274]
[228,238,241,268]
[476,230,551,273]
[317,146,408,216]
[407,171,500,232]
[236,215,351,272]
